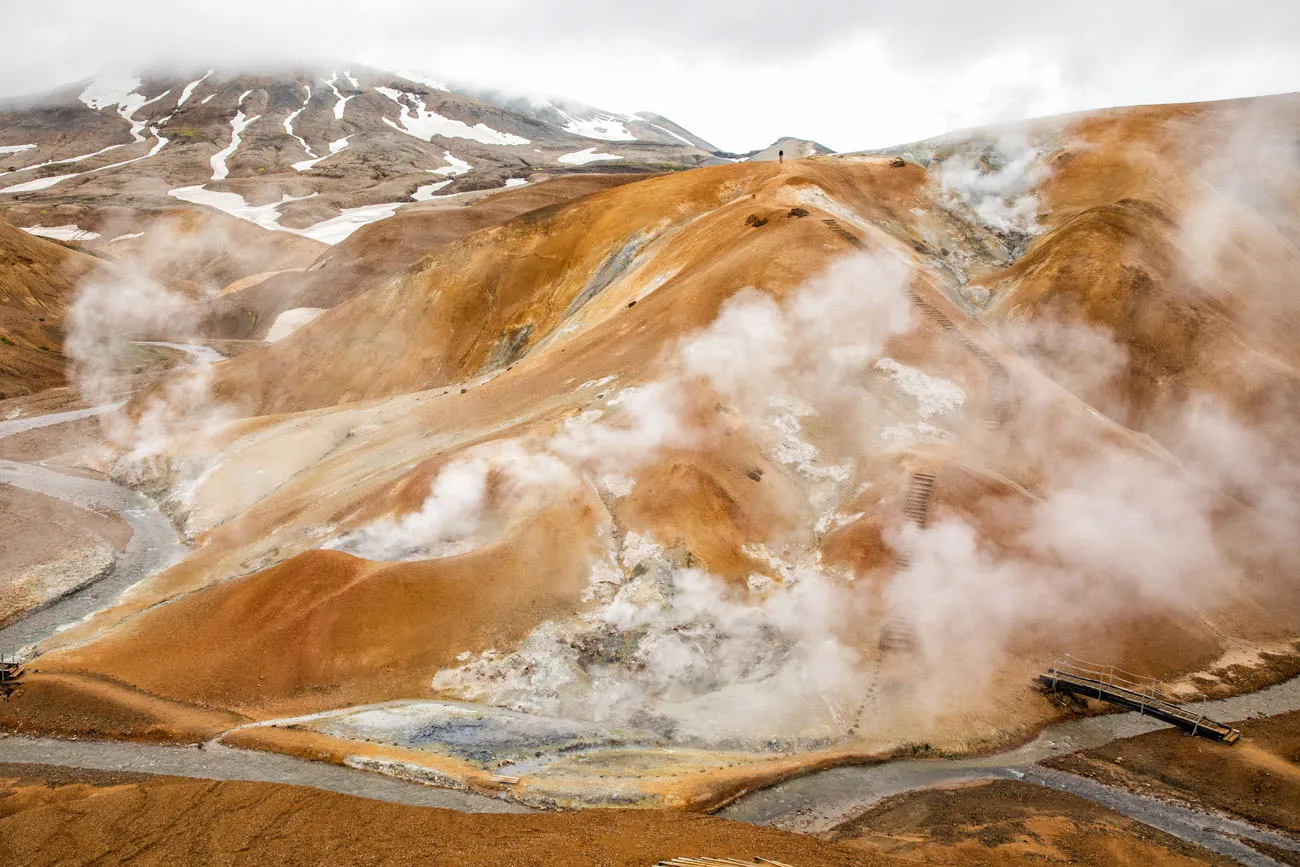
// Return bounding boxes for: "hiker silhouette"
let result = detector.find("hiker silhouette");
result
[779,149,784,163]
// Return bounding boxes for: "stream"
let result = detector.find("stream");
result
[0,404,187,657]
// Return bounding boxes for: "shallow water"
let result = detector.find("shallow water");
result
[722,675,1300,830]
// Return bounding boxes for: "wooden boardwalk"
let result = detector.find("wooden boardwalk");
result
[1037,656,1240,743]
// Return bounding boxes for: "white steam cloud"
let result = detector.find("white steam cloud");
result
[932,132,1052,235]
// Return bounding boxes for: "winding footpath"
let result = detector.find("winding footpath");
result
[2,395,1300,848]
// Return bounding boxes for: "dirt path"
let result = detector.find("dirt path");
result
[0,734,528,813]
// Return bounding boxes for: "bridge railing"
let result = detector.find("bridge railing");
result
[1047,653,1209,723]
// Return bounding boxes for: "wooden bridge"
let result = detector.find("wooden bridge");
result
[1037,655,1240,743]
[0,656,23,698]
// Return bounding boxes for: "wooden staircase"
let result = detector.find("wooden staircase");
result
[822,217,866,249]
[884,472,935,651]
[1037,656,1241,743]
[904,287,1010,429]
[877,616,918,652]
[902,472,936,528]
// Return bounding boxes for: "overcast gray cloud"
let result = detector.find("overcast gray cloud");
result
[3,1,1298,151]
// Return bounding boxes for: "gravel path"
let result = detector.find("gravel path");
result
[0,735,528,813]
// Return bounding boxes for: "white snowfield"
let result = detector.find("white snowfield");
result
[21,225,101,242]
[2,74,183,193]
[2,125,171,194]
[211,109,260,181]
[558,110,635,142]
[2,173,80,193]
[376,87,530,146]
[503,178,527,187]
[266,307,327,341]
[170,181,412,244]
[78,74,142,111]
[169,185,317,234]
[298,202,403,244]
[431,151,471,176]
[411,180,453,201]
[557,147,622,165]
[0,144,36,155]
[324,72,354,121]
[284,86,317,162]
[639,117,696,147]
[177,70,213,107]
[294,136,351,172]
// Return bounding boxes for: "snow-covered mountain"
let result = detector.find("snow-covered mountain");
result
[0,65,728,244]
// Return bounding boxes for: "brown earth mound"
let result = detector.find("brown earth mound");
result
[0,221,106,397]
[198,173,652,339]
[0,763,907,867]
[830,778,1232,866]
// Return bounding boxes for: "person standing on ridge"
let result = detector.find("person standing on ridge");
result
[779,149,784,163]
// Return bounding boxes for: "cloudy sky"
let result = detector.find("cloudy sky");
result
[4,1,1298,152]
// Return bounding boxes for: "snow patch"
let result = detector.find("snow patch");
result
[411,180,453,201]
[376,87,529,145]
[3,173,81,193]
[324,73,354,120]
[293,135,350,172]
[133,342,226,364]
[559,111,635,142]
[284,85,317,163]
[0,144,36,155]
[211,110,260,180]
[558,147,622,165]
[78,74,142,110]
[176,70,213,107]
[169,182,405,245]
[503,178,528,188]
[640,120,695,147]
[168,185,315,233]
[266,308,327,341]
[296,202,403,244]
[22,224,100,242]
[431,150,471,176]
